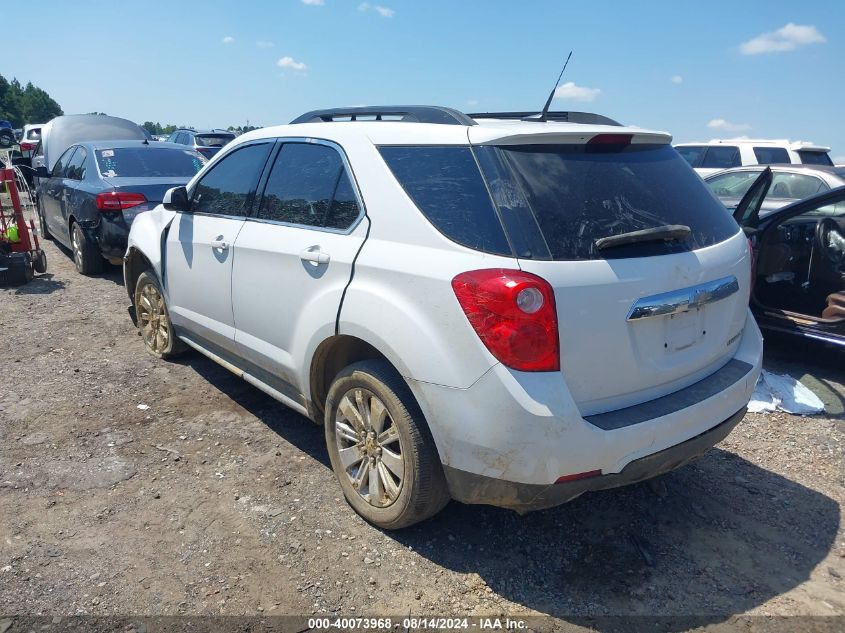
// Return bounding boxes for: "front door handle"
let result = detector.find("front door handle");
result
[211,239,229,251]
[300,246,330,265]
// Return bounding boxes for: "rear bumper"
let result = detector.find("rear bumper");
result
[408,309,763,509]
[444,406,745,512]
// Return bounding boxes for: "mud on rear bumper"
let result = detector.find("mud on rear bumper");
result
[443,407,746,513]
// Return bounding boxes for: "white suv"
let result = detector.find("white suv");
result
[675,138,833,177]
[124,106,764,529]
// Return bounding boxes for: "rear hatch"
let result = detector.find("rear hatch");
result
[468,129,751,415]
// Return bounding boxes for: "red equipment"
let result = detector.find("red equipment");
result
[0,167,46,285]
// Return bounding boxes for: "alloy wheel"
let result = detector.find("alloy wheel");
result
[136,282,171,354]
[334,388,404,508]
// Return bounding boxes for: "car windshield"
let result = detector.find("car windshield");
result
[381,143,739,261]
[195,134,234,147]
[95,147,206,177]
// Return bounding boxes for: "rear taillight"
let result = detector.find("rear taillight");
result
[452,269,559,372]
[20,142,36,152]
[95,191,147,211]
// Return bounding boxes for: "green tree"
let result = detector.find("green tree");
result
[0,74,62,126]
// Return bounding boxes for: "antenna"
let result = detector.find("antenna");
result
[537,51,572,122]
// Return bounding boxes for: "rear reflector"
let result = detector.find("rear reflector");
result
[96,191,147,211]
[555,469,601,484]
[588,134,633,145]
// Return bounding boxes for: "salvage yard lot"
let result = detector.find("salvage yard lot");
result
[1,235,844,622]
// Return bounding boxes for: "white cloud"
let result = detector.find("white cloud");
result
[221,36,234,44]
[277,56,308,71]
[302,0,325,4]
[358,2,395,17]
[553,81,601,102]
[707,118,752,132]
[740,23,825,55]
[671,75,683,84]
[467,99,479,106]
[256,40,274,48]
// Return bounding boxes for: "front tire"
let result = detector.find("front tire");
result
[37,200,51,240]
[325,360,449,529]
[134,270,185,359]
[70,222,104,275]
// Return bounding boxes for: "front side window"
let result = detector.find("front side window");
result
[701,146,740,169]
[51,147,76,178]
[753,146,790,165]
[191,143,272,217]
[257,143,361,230]
[65,146,88,180]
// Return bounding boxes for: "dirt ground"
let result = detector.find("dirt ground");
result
[1,224,844,628]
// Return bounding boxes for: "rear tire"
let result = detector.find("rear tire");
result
[325,360,450,529]
[71,222,104,275]
[134,270,186,359]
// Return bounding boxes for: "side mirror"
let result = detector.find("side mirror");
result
[163,186,190,212]
[35,165,50,178]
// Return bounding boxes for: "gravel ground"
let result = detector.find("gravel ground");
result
[0,225,843,627]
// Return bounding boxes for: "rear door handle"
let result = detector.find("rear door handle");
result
[300,246,330,265]
[211,239,229,251]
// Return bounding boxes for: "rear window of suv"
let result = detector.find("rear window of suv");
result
[798,150,833,166]
[195,134,235,148]
[380,143,739,261]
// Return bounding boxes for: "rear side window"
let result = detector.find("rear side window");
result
[191,143,273,217]
[51,147,76,178]
[753,146,789,165]
[257,143,361,230]
[491,144,739,260]
[769,173,827,199]
[26,128,41,141]
[96,147,205,177]
[379,146,511,255]
[798,150,833,166]
[196,134,235,148]
[675,145,706,168]
[701,146,740,169]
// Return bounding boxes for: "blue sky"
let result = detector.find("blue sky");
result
[7,0,844,161]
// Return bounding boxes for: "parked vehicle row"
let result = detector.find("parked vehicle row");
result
[19,104,843,530]
[675,138,833,177]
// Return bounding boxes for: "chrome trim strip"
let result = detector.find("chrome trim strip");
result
[627,275,740,321]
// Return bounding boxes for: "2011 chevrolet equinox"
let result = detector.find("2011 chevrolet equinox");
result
[124,106,764,529]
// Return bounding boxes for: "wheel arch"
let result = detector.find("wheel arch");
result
[308,334,410,423]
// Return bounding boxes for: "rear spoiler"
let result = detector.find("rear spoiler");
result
[469,128,672,146]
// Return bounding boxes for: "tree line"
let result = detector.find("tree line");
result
[0,74,63,126]
[142,122,262,136]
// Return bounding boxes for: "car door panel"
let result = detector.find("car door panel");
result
[231,141,368,395]
[163,141,274,354]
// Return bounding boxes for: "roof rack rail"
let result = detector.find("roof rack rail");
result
[290,105,476,126]
[468,111,622,126]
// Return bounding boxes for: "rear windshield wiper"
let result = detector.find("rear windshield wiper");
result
[594,225,691,251]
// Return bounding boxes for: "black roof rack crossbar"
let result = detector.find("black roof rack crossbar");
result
[468,111,622,126]
[291,106,476,126]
